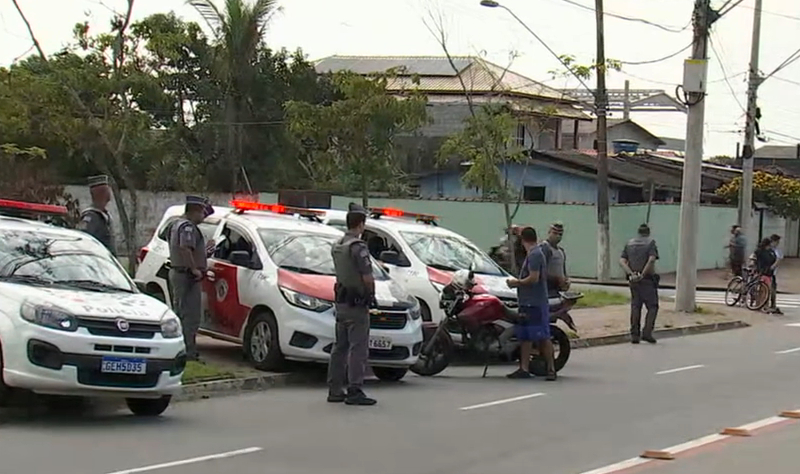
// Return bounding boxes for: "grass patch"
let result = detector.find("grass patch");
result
[574,289,629,308]
[182,360,236,384]
[694,305,722,315]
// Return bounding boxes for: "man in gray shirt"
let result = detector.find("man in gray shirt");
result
[619,223,659,344]
[539,222,569,298]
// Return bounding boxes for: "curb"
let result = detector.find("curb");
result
[177,321,749,400]
[569,320,750,348]
[572,279,792,294]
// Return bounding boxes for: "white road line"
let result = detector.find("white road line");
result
[577,457,654,474]
[775,347,800,354]
[662,433,728,454]
[737,416,786,431]
[459,392,545,411]
[104,447,263,474]
[655,364,704,375]
[786,323,800,327]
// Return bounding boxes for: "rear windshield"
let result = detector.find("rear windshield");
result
[258,229,388,280]
[158,217,217,242]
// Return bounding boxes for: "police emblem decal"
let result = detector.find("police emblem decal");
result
[116,318,130,332]
[216,279,229,302]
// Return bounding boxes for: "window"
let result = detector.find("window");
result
[327,220,348,232]
[515,123,526,147]
[398,231,505,276]
[362,229,410,266]
[523,186,546,202]
[158,216,218,242]
[215,225,255,264]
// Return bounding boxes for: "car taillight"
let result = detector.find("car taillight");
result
[138,248,148,264]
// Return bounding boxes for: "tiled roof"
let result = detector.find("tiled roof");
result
[314,55,579,103]
[425,94,591,121]
[753,145,800,160]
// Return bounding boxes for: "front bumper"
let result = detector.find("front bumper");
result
[276,305,424,368]
[2,323,186,399]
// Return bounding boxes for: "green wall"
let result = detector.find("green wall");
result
[259,194,737,279]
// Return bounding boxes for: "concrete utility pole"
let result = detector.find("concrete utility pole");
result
[674,0,713,312]
[595,0,611,282]
[739,0,762,249]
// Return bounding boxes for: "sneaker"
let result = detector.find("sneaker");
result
[642,336,657,344]
[327,392,346,403]
[631,338,640,344]
[345,389,377,406]
[506,368,532,379]
[545,371,557,381]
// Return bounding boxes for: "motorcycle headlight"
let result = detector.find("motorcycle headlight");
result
[160,311,183,339]
[280,287,333,313]
[20,301,78,332]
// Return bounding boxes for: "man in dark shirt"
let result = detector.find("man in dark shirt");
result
[619,224,659,344]
[539,222,569,298]
[727,225,746,277]
[506,227,557,381]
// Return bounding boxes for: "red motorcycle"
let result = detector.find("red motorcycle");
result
[410,270,582,377]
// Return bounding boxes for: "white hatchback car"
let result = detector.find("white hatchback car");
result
[0,200,185,416]
[135,201,424,381]
[316,207,518,326]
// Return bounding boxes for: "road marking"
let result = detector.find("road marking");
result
[104,447,263,474]
[459,392,545,411]
[786,323,800,327]
[655,364,704,375]
[577,415,794,474]
[775,347,800,354]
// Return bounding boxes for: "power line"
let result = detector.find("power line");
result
[555,0,690,33]
[764,129,800,142]
[763,47,800,81]
[737,4,800,23]
[618,43,692,66]
[709,32,746,113]
[773,75,800,87]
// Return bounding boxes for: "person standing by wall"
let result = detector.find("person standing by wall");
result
[726,225,746,277]
[76,175,115,254]
[506,227,557,381]
[327,203,377,406]
[619,224,660,344]
[168,195,214,361]
[539,222,570,298]
[768,234,783,314]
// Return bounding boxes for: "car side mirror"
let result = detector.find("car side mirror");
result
[379,250,400,265]
[229,250,252,268]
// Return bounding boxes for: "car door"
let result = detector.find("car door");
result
[203,223,256,337]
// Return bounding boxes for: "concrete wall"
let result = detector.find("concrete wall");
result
[415,164,621,204]
[70,185,746,279]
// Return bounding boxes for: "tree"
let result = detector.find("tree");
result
[707,155,736,166]
[716,171,800,219]
[284,71,429,206]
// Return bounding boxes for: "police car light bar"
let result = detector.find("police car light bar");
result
[229,200,324,217]
[369,207,438,224]
[0,199,68,216]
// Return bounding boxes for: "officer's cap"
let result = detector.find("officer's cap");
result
[87,175,110,188]
[347,202,368,216]
[549,222,564,234]
[186,195,214,217]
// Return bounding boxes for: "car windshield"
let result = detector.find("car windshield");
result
[399,231,506,276]
[258,230,389,280]
[0,229,135,292]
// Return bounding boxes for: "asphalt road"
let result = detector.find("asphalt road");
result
[2,297,800,474]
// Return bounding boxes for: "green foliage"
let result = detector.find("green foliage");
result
[437,104,525,200]
[549,54,622,81]
[716,171,800,219]
[285,71,429,205]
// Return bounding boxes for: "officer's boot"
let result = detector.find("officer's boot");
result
[345,388,376,406]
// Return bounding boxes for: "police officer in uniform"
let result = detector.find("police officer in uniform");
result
[168,195,215,361]
[77,175,115,253]
[619,223,660,344]
[539,222,570,298]
[327,203,377,406]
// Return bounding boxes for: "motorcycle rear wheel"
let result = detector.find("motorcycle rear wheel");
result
[528,325,571,376]
[410,330,454,377]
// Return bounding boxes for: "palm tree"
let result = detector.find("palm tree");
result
[188,0,279,192]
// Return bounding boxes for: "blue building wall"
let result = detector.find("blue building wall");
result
[416,163,620,204]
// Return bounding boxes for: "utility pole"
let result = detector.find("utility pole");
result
[739,0,762,252]
[595,0,611,282]
[674,0,713,312]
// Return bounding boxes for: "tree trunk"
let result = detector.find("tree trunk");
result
[225,96,237,192]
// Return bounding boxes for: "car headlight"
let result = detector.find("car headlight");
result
[20,301,78,332]
[431,281,445,293]
[280,287,333,313]
[160,311,183,339]
[408,300,422,320]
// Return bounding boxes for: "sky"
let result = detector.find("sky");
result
[1,0,799,158]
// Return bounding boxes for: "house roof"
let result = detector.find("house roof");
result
[753,145,800,160]
[658,137,686,152]
[575,118,667,146]
[314,55,579,103]
[426,94,590,121]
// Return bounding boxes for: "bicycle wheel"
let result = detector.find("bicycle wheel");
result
[725,276,744,306]
[745,280,770,311]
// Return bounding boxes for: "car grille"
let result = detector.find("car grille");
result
[369,310,407,330]
[76,369,161,388]
[369,346,410,361]
[77,317,161,339]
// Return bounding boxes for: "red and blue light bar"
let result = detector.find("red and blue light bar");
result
[0,199,68,216]
[229,200,325,217]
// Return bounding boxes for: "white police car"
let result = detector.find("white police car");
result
[0,199,185,416]
[135,200,424,381]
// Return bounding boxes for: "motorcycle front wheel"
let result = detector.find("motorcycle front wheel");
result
[528,325,571,376]
[410,330,454,377]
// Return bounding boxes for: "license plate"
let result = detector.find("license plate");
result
[368,336,393,350]
[100,357,147,375]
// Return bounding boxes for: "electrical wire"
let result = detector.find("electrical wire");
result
[618,43,692,66]
[772,76,800,87]
[763,47,800,82]
[736,4,800,23]
[555,0,690,33]
[763,129,800,143]
[709,32,746,114]
[717,0,746,18]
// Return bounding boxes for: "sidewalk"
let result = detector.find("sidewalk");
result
[574,258,800,294]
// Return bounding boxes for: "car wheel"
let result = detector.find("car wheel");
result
[418,299,432,322]
[244,310,285,371]
[126,395,172,417]
[372,367,408,382]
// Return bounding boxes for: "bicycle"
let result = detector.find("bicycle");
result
[724,269,771,311]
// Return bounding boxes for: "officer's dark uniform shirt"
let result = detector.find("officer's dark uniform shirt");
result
[77,207,115,254]
[168,218,207,270]
[621,236,659,274]
[331,231,373,305]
